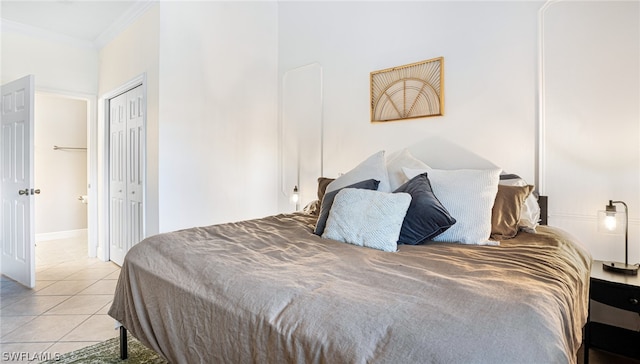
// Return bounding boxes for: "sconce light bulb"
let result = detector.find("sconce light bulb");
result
[604,214,617,231]
[291,186,299,204]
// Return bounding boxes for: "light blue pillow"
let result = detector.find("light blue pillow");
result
[322,188,411,252]
[314,179,380,236]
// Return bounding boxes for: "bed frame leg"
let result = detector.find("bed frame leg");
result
[120,326,128,360]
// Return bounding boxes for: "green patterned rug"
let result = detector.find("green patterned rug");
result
[39,336,168,364]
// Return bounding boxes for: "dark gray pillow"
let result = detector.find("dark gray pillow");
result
[314,179,380,236]
[394,173,456,245]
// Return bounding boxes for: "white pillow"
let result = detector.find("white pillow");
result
[326,151,391,193]
[499,176,540,233]
[403,167,501,245]
[322,188,411,252]
[385,148,429,191]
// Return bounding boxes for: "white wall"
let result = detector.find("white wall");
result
[279,1,639,262]
[279,1,541,184]
[98,4,160,243]
[97,1,279,249]
[158,2,279,232]
[0,31,98,94]
[279,63,323,211]
[543,1,639,264]
[34,93,87,236]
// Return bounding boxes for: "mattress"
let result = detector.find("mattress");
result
[109,212,591,363]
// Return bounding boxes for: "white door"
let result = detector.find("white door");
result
[125,86,143,257]
[1,75,35,288]
[109,86,144,266]
[109,92,126,265]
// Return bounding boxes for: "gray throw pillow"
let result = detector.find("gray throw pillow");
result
[394,173,456,245]
[314,179,380,236]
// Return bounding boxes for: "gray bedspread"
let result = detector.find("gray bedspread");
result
[109,212,591,364]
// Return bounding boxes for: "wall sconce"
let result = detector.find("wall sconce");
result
[291,185,300,211]
[598,200,637,275]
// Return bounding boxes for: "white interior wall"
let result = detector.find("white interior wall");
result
[279,64,323,211]
[279,1,639,262]
[279,0,541,188]
[543,1,640,264]
[97,4,160,249]
[158,2,279,232]
[34,93,87,236]
[542,1,640,332]
[0,31,98,94]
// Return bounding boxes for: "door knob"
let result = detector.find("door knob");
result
[18,189,29,195]
[31,189,40,195]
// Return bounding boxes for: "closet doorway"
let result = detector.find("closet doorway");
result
[106,84,145,266]
[35,93,89,246]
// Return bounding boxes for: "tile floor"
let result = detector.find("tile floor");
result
[1,237,121,362]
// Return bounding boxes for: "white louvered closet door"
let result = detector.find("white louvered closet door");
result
[109,86,144,266]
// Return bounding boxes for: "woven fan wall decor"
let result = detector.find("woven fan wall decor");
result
[370,57,444,122]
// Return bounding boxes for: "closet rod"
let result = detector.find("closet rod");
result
[53,145,87,151]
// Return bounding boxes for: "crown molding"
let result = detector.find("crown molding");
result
[0,18,95,49]
[94,0,157,49]
[0,0,157,50]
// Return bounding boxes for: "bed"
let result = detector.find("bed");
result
[109,150,592,364]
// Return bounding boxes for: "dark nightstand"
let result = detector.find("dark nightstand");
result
[584,260,640,363]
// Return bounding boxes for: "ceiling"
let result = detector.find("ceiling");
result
[1,1,150,47]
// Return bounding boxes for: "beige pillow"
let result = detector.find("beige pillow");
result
[317,177,335,201]
[302,178,337,217]
[491,184,534,240]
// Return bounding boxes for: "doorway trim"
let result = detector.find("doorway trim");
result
[35,87,98,257]
[97,73,147,262]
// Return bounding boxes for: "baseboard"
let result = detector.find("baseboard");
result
[97,244,109,262]
[36,229,88,242]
